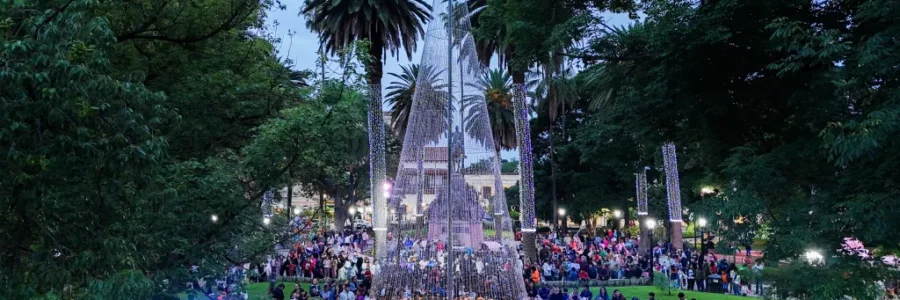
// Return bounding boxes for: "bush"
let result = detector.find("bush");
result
[652,271,671,295]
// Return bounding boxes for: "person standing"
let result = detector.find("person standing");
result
[687,265,695,290]
[753,261,764,295]
[695,262,707,291]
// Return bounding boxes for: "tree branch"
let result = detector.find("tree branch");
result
[34,0,77,37]
[116,0,259,45]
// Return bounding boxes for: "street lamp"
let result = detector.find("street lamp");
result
[805,250,824,265]
[558,208,566,233]
[613,209,622,230]
[701,187,715,196]
[696,217,707,253]
[645,218,657,281]
[263,217,271,226]
[211,214,218,223]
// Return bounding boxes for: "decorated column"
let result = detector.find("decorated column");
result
[512,83,538,263]
[635,170,650,252]
[367,85,388,259]
[662,142,684,250]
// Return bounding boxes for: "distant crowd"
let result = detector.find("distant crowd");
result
[519,229,765,299]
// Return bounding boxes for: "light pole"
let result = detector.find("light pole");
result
[558,208,567,236]
[646,218,656,281]
[696,218,707,255]
[613,209,622,231]
[349,207,357,228]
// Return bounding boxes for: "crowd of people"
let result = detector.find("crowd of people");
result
[518,229,765,299]
[260,217,378,300]
[198,214,768,300]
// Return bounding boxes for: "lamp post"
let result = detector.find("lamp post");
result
[348,207,357,228]
[646,218,656,281]
[613,209,622,230]
[558,208,567,236]
[696,217,707,254]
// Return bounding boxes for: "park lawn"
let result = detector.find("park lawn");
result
[593,286,750,300]
[178,282,310,300]
[181,282,749,300]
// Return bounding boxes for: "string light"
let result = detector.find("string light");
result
[662,142,683,221]
[635,171,649,216]
[512,83,536,231]
[367,85,389,259]
[370,1,526,298]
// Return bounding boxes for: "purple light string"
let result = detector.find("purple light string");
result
[512,83,536,230]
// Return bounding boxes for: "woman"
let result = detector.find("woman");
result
[610,289,626,300]
[595,287,610,300]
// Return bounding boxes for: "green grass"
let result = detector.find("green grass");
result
[180,282,749,300]
[591,286,749,300]
[178,282,310,300]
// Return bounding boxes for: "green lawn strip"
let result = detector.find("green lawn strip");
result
[589,286,750,300]
[178,282,310,300]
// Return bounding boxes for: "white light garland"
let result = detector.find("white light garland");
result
[662,142,683,221]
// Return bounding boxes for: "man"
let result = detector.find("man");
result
[272,283,285,300]
[537,284,551,300]
[753,261,764,295]
[579,286,592,300]
[647,292,655,300]
[677,292,686,300]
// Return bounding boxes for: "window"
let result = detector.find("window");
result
[482,186,492,199]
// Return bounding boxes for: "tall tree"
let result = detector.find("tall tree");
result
[301,0,432,86]
[464,69,517,159]
[385,64,442,140]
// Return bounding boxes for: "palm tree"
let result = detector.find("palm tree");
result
[385,64,445,140]
[302,0,432,86]
[303,0,431,234]
[528,59,578,235]
[385,64,451,145]
[385,64,420,139]
[463,69,516,158]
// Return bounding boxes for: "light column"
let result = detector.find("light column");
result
[636,169,650,252]
[512,83,537,263]
[662,142,684,250]
[367,85,388,259]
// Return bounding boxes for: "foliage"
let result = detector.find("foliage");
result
[301,0,431,84]
[652,271,671,296]
[0,0,375,298]
[464,69,517,154]
[501,159,519,174]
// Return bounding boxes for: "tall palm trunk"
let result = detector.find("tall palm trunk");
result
[511,68,537,264]
[366,37,389,259]
[549,127,560,235]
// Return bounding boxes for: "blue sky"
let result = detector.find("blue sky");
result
[263,2,635,160]
[264,2,634,86]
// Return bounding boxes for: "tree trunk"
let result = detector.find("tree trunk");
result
[287,170,293,215]
[333,189,348,231]
[366,37,388,259]
[493,149,504,241]
[511,79,537,264]
[318,189,325,226]
[550,127,560,235]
